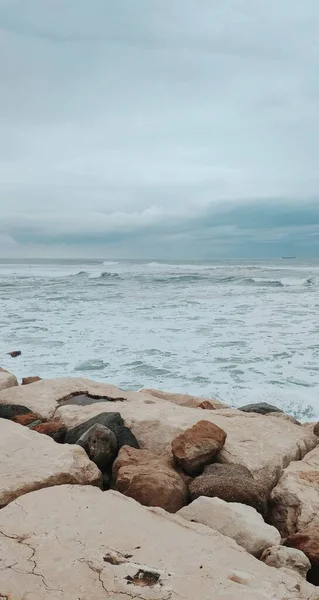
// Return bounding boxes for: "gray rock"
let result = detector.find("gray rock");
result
[65,412,139,450]
[76,423,118,472]
[238,402,283,415]
[189,463,267,516]
[0,404,32,420]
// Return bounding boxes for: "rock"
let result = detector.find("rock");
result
[0,418,102,507]
[285,525,319,586]
[0,485,318,600]
[32,421,67,443]
[141,388,229,409]
[178,496,280,557]
[0,403,32,419]
[8,350,21,358]
[239,402,283,415]
[65,411,139,449]
[261,545,311,580]
[113,445,188,512]
[12,412,41,426]
[198,400,220,410]
[22,376,42,385]
[314,423,319,437]
[171,420,227,475]
[76,423,118,471]
[269,446,319,537]
[0,378,316,492]
[189,463,267,515]
[0,370,18,391]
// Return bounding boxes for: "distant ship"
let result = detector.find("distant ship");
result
[282,256,296,259]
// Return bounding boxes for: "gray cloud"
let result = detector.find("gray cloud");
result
[1,1,319,257]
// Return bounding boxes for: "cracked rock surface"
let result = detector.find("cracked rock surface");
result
[0,419,102,507]
[0,485,319,599]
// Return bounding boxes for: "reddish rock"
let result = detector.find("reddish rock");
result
[22,376,42,385]
[198,400,218,410]
[12,413,41,426]
[189,463,267,516]
[8,351,21,358]
[113,445,188,513]
[171,420,227,475]
[284,526,319,586]
[32,421,67,443]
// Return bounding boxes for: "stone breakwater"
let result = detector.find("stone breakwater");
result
[0,373,319,599]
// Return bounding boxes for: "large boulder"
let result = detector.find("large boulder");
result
[0,418,101,507]
[171,420,227,475]
[0,378,316,492]
[239,402,283,415]
[284,525,319,586]
[261,545,311,580]
[76,423,118,471]
[141,388,229,409]
[113,445,188,512]
[0,485,318,600]
[0,369,18,391]
[178,496,280,557]
[65,411,139,449]
[189,463,267,515]
[269,446,319,537]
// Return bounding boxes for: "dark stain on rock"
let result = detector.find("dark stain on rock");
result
[125,569,161,587]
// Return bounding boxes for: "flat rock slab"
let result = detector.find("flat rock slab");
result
[0,378,317,490]
[0,418,101,507]
[0,485,318,600]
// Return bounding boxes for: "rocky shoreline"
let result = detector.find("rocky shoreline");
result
[0,369,319,598]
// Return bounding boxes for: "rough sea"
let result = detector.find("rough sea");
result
[0,258,318,420]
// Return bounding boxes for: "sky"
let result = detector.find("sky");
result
[1,0,319,259]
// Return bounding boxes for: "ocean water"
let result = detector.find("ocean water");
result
[0,258,319,420]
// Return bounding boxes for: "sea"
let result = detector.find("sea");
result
[0,258,319,420]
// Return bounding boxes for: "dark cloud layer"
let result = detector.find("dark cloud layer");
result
[1,1,319,257]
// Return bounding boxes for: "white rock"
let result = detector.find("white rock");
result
[261,545,311,579]
[269,445,319,536]
[0,368,18,391]
[0,485,318,600]
[0,378,317,491]
[0,418,101,507]
[178,496,280,557]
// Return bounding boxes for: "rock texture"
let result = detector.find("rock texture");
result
[261,545,311,580]
[0,378,316,491]
[179,496,280,557]
[314,423,319,437]
[0,403,32,419]
[269,446,319,537]
[0,418,101,507]
[113,445,188,512]
[0,485,318,600]
[239,402,283,415]
[285,525,319,586]
[189,463,267,515]
[0,369,18,391]
[22,376,42,385]
[76,423,118,471]
[171,420,227,475]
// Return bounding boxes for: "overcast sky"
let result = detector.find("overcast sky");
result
[1,0,319,258]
